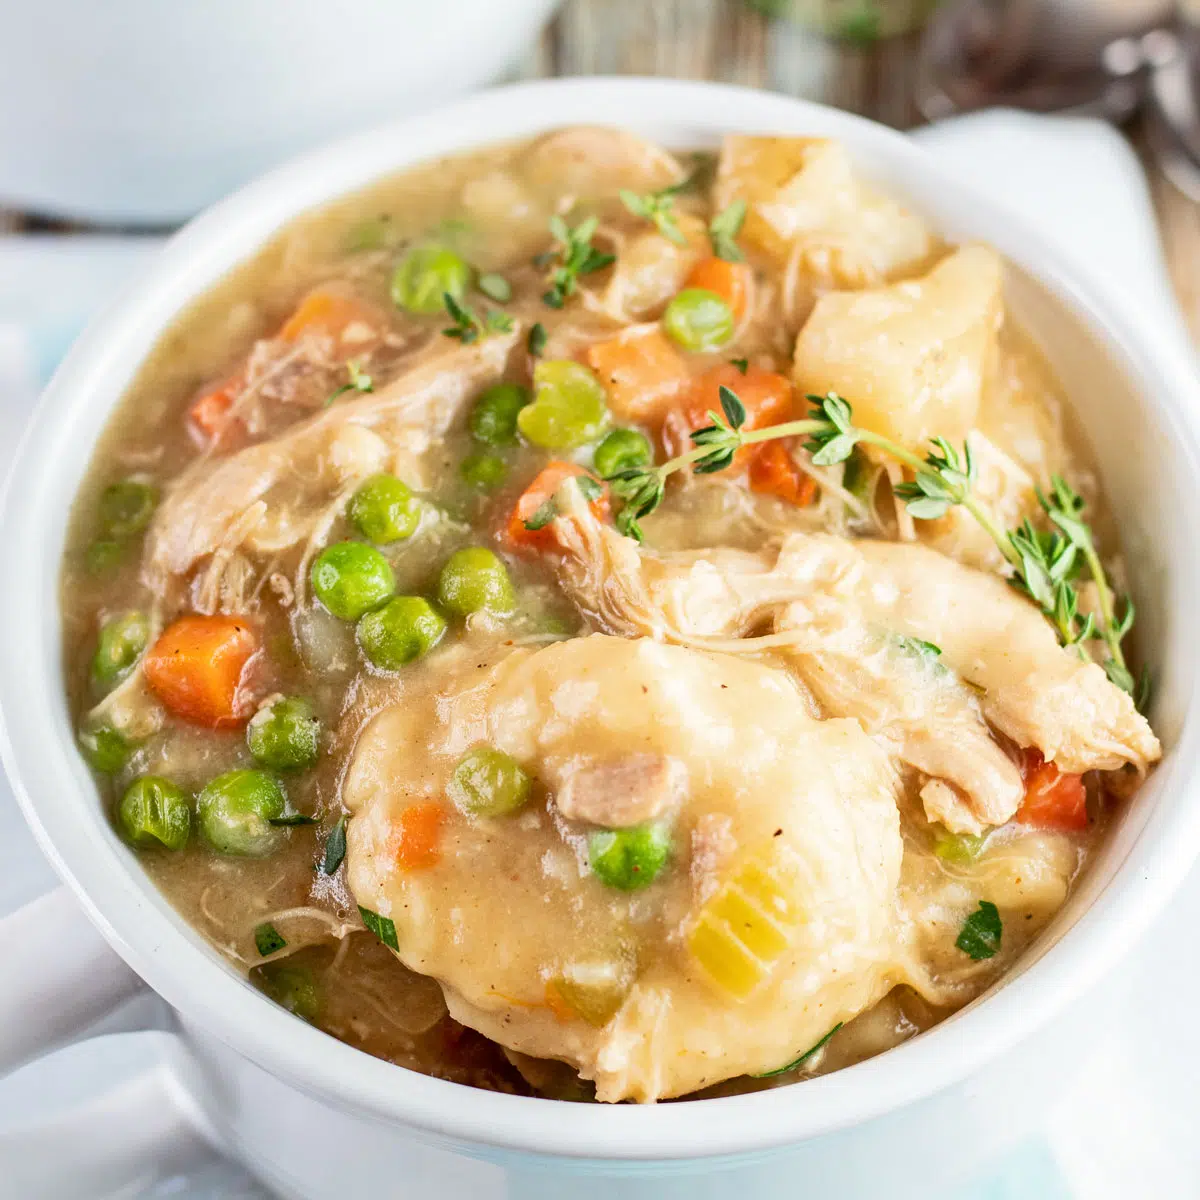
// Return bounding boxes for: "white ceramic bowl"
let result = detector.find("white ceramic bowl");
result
[0,0,559,223]
[1,78,1199,1198]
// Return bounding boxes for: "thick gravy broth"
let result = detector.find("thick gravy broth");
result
[61,128,1159,1103]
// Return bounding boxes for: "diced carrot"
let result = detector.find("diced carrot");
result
[507,462,610,551]
[544,980,575,1024]
[663,363,795,464]
[684,258,753,319]
[1016,750,1088,832]
[748,441,817,507]
[143,615,258,729]
[390,802,446,870]
[278,288,380,345]
[585,327,692,422]
[187,375,246,449]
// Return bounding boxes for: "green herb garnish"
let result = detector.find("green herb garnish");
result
[524,476,602,531]
[730,357,749,374]
[754,1022,843,1078]
[541,216,615,309]
[956,900,1002,960]
[605,388,1141,697]
[442,292,514,344]
[254,922,287,957]
[620,184,688,246]
[322,814,347,876]
[709,198,748,262]
[478,273,512,303]
[358,904,399,951]
[324,359,374,406]
[893,635,942,659]
[523,497,559,532]
[268,813,319,827]
[528,322,547,358]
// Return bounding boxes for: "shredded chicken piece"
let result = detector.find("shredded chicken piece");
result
[146,333,518,601]
[552,754,687,827]
[550,496,1159,831]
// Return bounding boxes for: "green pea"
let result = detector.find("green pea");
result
[118,776,191,851]
[258,964,321,1023]
[588,825,671,890]
[91,611,150,690]
[460,452,509,490]
[347,474,421,545]
[663,288,735,352]
[357,596,447,670]
[447,746,532,817]
[86,540,124,575]
[247,697,321,772]
[197,769,287,857]
[79,726,133,775]
[437,548,515,617]
[469,382,529,446]
[593,428,652,479]
[310,541,395,621]
[517,361,609,450]
[390,243,472,315]
[99,478,158,539]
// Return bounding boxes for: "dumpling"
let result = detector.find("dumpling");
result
[713,136,935,289]
[600,215,708,321]
[342,635,906,1101]
[521,127,685,204]
[793,245,1004,448]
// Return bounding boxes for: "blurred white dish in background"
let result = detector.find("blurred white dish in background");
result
[0,0,559,224]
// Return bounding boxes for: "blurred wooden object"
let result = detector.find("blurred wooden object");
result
[532,0,1200,342]
[3,0,1197,341]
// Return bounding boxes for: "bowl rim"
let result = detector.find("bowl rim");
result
[3,75,1200,1162]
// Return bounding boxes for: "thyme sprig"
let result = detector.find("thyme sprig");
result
[708,198,748,262]
[442,292,513,344]
[541,215,616,308]
[324,358,374,406]
[619,184,688,246]
[601,388,1139,695]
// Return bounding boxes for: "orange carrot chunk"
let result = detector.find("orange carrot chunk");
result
[748,441,817,507]
[507,462,610,551]
[391,802,446,870]
[278,288,380,344]
[187,376,246,449]
[585,327,692,422]
[1016,751,1088,832]
[143,615,258,729]
[684,258,752,319]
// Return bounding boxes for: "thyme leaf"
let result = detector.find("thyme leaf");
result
[620,186,687,246]
[324,358,374,406]
[753,1022,843,1078]
[442,292,513,343]
[956,900,1002,961]
[254,922,287,957]
[541,216,615,308]
[708,198,747,262]
[322,815,347,876]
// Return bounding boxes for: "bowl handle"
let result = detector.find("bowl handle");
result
[0,886,149,1077]
[0,887,232,1196]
